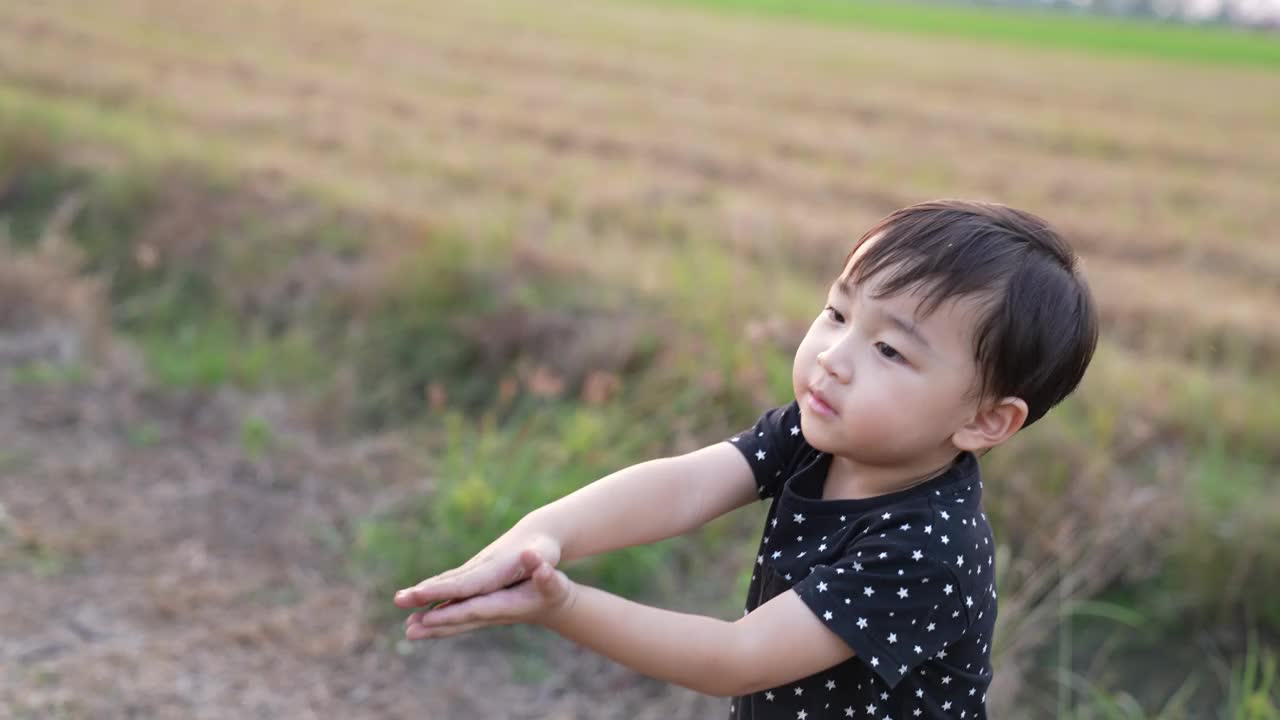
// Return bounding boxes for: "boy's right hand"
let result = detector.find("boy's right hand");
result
[392,531,562,610]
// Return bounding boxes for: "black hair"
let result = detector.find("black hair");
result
[842,199,1098,427]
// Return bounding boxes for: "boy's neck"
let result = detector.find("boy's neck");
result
[823,451,961,501]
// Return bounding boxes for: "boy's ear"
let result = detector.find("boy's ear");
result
[952,397,1028,453]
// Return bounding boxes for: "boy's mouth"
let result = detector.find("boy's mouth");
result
[805,387,839,417]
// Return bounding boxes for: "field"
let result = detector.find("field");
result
[1,0,1278,717]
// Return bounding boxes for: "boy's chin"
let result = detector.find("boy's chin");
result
[797,414,846,454]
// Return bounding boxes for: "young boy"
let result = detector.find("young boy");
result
[394,200,1098,719]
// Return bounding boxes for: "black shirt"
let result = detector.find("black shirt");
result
[726,401,996,720]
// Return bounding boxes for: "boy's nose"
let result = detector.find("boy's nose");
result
[816,345,853,383]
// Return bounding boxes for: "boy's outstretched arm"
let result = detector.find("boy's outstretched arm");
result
[546,580,856,697]
[529,441,761,561]
[409,551,856,698]
[396,442,759,610]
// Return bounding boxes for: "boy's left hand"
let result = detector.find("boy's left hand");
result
[403,549,575,640]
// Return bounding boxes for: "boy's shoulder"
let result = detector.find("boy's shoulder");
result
[728,401,817,500]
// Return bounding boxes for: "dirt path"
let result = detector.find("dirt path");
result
[0,335,722,718]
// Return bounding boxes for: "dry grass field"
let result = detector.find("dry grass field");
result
[1,0,1278,717]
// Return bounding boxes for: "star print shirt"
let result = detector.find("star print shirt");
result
[726,401,997,720]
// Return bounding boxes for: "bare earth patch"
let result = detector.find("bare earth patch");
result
[0,335,722,719]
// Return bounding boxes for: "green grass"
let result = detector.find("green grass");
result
[637,0,1280,69]
[353,404,690,607]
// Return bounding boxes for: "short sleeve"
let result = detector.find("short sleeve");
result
[790,516,970,688]
[726,401,804,500]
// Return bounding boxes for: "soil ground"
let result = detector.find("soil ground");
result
[0,338,722,719]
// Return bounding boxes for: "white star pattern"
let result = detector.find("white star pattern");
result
[732,408,993,717]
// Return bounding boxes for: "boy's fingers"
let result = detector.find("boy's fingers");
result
[533,562,565,595]
[413,593,495,627]
[395,558,518,607]
[518,549,543,573]
[394,574,477,607]
[407,619,491,641]
[394,558,486,598]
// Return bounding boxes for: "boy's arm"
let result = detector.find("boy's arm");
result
[543,580,855,697]
[396,442,759,609]
[526,441,759,564]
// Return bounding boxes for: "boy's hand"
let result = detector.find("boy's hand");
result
[393,531,561,611]
[403,549,576,640]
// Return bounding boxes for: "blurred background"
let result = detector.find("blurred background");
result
[1,0,1277,718]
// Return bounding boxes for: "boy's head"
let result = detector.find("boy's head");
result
[793,199,1098,469]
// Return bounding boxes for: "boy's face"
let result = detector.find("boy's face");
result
[792,244,990,467]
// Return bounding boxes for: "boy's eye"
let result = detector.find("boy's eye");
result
[876,341,905,363]
[824,305,845,323]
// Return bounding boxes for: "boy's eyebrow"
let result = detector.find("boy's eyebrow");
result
[832,276,934,353]
[881,308,933,352]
